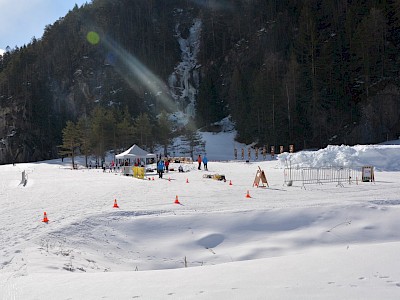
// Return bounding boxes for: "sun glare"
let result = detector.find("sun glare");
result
[100,35,176,112]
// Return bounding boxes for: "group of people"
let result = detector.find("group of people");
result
[197,154,208,171]
[90,160,119,172]
[156,154,209,178]
[88,155,211,176]
[89,160,130,172]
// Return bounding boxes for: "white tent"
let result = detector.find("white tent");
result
[116,145,156,176]
[115,144,156,161]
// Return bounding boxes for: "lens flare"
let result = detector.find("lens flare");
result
[102,37,176,112]
[87,31,100,45]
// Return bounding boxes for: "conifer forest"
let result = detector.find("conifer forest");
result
[1,0,400,163]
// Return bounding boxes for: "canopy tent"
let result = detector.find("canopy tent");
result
[115,144,156,161]
[116,145,156,176]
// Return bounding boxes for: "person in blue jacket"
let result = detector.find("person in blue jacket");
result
[203,155,208,171]
[157,160,165,178]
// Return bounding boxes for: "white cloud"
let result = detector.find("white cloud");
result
[0,49,5,56]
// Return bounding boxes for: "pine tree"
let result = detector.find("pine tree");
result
[196,66,226,127]
[90,107,116,161]
[156,111,174,156]
[59,121,80,168]
[352,8,387,97]
[116,117,135,151]
[133,113,153,151]
[295,1,323,146]
[180,121,205,160]
[114,106,135,151]
[76,116,93,167]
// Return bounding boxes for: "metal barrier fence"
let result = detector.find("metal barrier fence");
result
[284,166,361,188]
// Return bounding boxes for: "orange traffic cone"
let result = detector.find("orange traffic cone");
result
[174,195,181,204]
[245,190,252,198]
[186,178,189,183]
[42,212,49,223]
[229,180,232,186]
[113,199,119,208]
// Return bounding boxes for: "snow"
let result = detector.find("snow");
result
[278,142,400,171]
[1,134,400,299]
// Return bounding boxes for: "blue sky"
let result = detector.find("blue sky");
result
[0,0,89,52]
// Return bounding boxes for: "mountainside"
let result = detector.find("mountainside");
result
[1,0,400,163]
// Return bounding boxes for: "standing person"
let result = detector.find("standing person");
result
[203,155,208,171]
[157,160,165,178]
[197,154,202,170]
[157,160,161,178]
[165,159,170,173]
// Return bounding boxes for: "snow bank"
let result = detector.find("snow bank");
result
[278,144,400,171]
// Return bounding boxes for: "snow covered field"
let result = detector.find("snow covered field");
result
[1,135,400,299]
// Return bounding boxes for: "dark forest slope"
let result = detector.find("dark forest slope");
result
[1,0,400,163]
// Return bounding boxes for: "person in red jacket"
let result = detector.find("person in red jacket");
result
[165,159,170,172]
[197,154,202,170]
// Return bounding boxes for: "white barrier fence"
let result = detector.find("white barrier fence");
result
[284,166,361,188]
